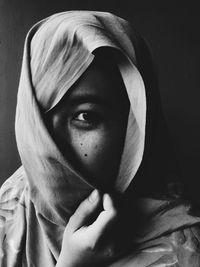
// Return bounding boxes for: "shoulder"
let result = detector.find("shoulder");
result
[0,166,26,201]
[138,225,200,267]
[0,167,27,265]
[110,225,200,267]
[168,225,200,266]
[0,166,26,225]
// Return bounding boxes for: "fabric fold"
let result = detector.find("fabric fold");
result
[1,10,200,267]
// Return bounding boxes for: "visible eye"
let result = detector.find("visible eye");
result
[76,112,93,122]
[72,111,102,129]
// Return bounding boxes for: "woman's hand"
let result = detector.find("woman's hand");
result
[56,190,118,267]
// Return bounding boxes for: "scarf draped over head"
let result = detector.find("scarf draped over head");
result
[1,10,200,267]
[15,10,146,225]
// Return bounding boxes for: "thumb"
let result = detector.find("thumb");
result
[67,190,101,232]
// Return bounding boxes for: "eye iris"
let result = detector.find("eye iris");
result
[73,111,101,128]
[79,112,92,122]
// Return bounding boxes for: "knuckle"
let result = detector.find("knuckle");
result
[85,198,96,212]
[86,198,93,206]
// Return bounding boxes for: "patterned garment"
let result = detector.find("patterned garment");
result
[1,11,200,266]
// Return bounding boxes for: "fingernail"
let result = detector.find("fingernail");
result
[89,189,98,202]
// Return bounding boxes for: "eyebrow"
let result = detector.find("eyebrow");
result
[67,93,107,106]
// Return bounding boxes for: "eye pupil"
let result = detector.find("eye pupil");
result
[82,113,89,121]
[78,112,91,121]
[73,111,101,129]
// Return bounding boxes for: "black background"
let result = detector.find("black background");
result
[0,0,199,189]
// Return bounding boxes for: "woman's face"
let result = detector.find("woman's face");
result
[48,54,130,189]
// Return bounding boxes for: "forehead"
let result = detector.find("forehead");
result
[67,55,128,105]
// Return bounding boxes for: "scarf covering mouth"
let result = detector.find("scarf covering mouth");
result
[15,10,147,225]
[1,10,200,267]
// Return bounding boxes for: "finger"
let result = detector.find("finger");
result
[86,194,117,245]
[103,193,116,212]
[68,189,100,232]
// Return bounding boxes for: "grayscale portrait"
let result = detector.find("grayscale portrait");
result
[0,2,200,266]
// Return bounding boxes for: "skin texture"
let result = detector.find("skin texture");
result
[47,51,130,189]
[56,190,119,267]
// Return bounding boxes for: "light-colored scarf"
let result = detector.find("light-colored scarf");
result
[1,11,200,267]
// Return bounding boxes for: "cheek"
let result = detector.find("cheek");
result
[69,128,104,164]
[68,126,125,187]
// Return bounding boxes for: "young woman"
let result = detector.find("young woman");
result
[1,10,200,267]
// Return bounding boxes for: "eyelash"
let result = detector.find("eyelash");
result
[71,111,102,129]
